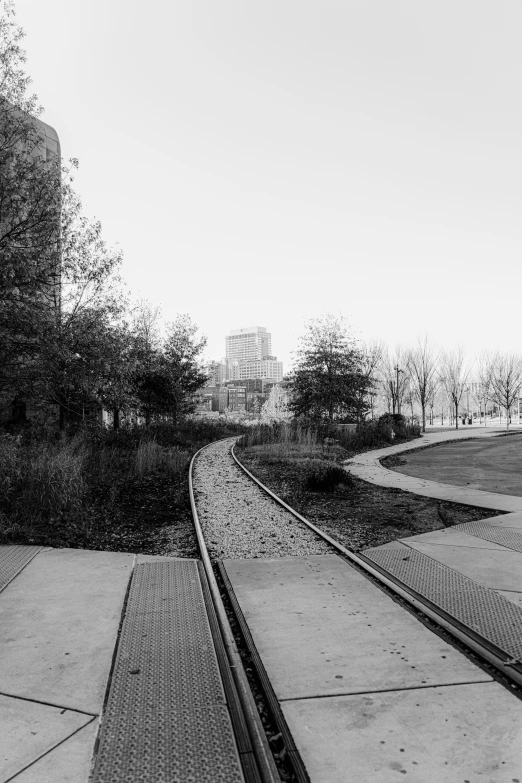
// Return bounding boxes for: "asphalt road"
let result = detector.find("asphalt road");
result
[389,432,522,497]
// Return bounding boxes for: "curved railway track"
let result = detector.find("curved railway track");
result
[189,437,522,783]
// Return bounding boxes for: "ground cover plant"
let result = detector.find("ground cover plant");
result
[236,417,503,550]
[0,418,245,552]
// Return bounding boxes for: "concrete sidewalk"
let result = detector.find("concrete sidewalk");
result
[345,426,522,513]
[0,546,133,782]
[0,548,244,783]
[224,554,522,782]
[345,427,522,601]
[221,428,522,781]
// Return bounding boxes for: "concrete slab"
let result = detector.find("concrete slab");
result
[0,548,134,714]
[470,511,522,529]
[498,590,522,607]
[0,694,92,782]
[223,555,491,701]
[401,528,509,550]
[281,681,522,783]
[404,542,522,591]
[11,719,98,783]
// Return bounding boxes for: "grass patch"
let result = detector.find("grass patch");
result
[0,418,245,551]
[236,420,503,550]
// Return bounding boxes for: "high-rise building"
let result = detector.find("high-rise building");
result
[226,327,271,363]
[224,326,283,383]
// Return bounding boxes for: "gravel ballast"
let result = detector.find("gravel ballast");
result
[193,439,332,560]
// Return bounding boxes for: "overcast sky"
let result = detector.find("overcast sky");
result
[14,0,522,370]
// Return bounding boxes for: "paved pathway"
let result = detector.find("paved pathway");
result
[345,426,522,513]
[223,426,522,781]
[0,548,243,783]
[345,426,522,603]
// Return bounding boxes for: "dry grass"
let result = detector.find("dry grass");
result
[133,440,189,478]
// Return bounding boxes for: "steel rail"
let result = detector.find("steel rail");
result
[231,443,522,691]
[189,441,280,783]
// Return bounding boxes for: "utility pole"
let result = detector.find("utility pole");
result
[394,365,403,415]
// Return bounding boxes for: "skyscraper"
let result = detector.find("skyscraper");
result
[226,326,271,363]
[225,326,283,383]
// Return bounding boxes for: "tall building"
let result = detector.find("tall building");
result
[225,326,283,383]
[226,327,271,363]
[228,358,283,383]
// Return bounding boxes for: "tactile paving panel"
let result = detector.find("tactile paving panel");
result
[93,705,243,783]
[364,546,522,660]
[452,520,522,553]
[0,545,42,592]
[91,560,244,782]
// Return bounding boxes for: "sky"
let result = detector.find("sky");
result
[12,0,522,370]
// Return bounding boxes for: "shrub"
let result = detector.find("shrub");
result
[0,434,22,507]
[302,460,353,493]
[133,440,189,478]
[14,438,87,527]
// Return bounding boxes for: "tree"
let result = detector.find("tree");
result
[406,336,439,433]
[489,353,522,432]
[381,347,409,416]
[261,384,292,423]
[439,348,469,430]
[359,339,384,421]
[163,314,208,423]
[473,352,495,426]
[288,314,368,422]
[131,301,166,426]
[27,183,125,429]
[0,1,63,417]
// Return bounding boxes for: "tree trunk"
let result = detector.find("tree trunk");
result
[455,401,459,429]
[113,408,120,430]
[421,403,426,433]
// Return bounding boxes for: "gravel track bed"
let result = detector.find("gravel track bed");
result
[193,438,332,560]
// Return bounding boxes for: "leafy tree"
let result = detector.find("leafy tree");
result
[289,314,369,422]
[0,1,62,416]
[163,314,208,423]
[26,183,125,429]
[261,384,291,423]
[131,307,208,425]
[130,301,165,426]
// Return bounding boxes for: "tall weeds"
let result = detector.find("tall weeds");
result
[237,418,421,457]
[133,440,189,478]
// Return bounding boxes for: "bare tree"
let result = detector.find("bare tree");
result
[439,348,469,429]
[360,339,385,420]
[381,346,409,415]
[406,336,439,433]
[489,353,522,432]
[472,352,495,426]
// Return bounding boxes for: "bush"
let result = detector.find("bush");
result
[133,440,189,478]
[302,459,353,493]
[14,438,87,527]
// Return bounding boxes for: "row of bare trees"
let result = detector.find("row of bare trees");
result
[363,338,522,432]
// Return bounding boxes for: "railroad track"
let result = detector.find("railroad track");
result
[189,437,522,783]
